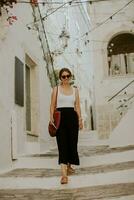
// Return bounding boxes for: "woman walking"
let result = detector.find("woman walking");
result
[50,68,83,184]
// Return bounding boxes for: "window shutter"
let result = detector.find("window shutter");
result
[15,57,24,107]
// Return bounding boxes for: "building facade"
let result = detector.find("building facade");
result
[39,1,95,131]
[0,2,54,171]
[1,0,133,171]
[86,0,134,139]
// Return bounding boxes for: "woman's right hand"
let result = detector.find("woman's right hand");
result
[50,115,54,124]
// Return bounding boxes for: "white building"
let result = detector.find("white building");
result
[86,0,134,141]
[0,0,134,172]
[0,2,54,171]
[40,1,95,130]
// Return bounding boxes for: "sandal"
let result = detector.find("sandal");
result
[60,176,68,184]
[67,166,75,175]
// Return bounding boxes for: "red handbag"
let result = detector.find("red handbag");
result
[48,86,61,137]
[48,110,61,137]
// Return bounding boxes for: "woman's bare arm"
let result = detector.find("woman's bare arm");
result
[75,88,83,129]
[50,87,57,122]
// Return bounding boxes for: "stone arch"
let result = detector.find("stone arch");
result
[107,32,134,76]
[100,26,134,77]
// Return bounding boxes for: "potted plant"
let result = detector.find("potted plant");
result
[113,64,120,75]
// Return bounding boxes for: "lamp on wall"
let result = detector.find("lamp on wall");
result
[59,26,70,49]
[108,56,111,76]
[113,64,120,75]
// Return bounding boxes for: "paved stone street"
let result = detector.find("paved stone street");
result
[0,133,134,199]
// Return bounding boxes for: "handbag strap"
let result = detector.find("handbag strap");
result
[55,86,58,109]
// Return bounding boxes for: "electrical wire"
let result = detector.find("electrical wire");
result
[80,0,134,38]
[37,5,58,86]
[27,19,133,43]
[26,0,134,44]
[27,0,134,68]
[77,2,91,32]
[42,0,75,20]
[64,48,105,54]
[26,0,75,26]
[18,0,121,5]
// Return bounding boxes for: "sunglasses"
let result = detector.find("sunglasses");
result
[61,75,71,79]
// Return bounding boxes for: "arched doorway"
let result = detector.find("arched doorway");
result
[107,33,134,76]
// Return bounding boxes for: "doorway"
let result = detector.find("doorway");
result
[25,64,31,133]
[25,54,39,138]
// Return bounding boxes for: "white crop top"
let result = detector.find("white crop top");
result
[57,86,75,108]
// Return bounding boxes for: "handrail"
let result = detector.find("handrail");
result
[108,79,134,102]
[117,94,134,109]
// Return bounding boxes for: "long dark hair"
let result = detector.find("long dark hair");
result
[59,68,72,80]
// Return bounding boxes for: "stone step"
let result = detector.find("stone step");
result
[12,150,134,169]
[17,144,134,160]
[105,196,134,200]
[79,131,98,139]
[0,134,133,199]
[0,169,133,190]
[0,185,134,200]
[0,186,134,200]
[1,161,134,178]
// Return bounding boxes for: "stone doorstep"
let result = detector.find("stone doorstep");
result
[0,183,134,200]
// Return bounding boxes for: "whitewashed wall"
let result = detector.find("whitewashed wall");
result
[0,4,52,171]
[87,0,134,137]
[41,3,94,130]
[109,103,134,147]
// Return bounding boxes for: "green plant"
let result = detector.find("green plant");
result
[49,69,59,87]
[0,0,17,25]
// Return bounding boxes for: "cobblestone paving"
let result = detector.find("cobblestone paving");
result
[0,183,134,200]
[0,161,134,178]
[28,145,134,158]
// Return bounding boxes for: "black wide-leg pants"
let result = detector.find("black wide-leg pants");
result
[56,107,80,165]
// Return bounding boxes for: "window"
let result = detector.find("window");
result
[15,57,24,106]
[107,33,134,76]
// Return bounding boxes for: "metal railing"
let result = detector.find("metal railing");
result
[107,79,134,131]
[108,79,134,102]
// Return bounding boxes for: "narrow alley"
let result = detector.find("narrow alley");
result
[0,0,134,199]
[0,131,134,199]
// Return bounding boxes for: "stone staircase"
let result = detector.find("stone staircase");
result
[0,132,134,199]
